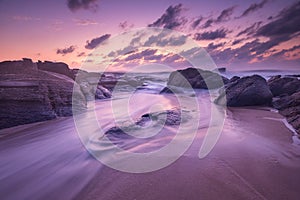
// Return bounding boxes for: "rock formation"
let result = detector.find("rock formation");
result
[268,76,300,134]
[215,75,273,107]
[160,67,229,93]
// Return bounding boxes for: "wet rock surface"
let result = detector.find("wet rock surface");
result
[0,59,87,129]
[215,75,273,107]
[105,109,182,138]
[269,75,300,134]
[160,67,229,93]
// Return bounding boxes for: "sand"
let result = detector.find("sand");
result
[74,107,300,200]
[0,102,299,200]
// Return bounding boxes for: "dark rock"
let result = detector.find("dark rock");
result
[159,87,174,94]
[215,75,273,107]
[79,81,111,101]
[165,67,229,90]
[0,67,86,129]
[0,59,87,129]
[213,67,226,73]
[105,109,182,137]
[268,76,300,97]
[229,76,240,83]
[272,92,300,134]
[37,61,75,80]
[0,58,37,74]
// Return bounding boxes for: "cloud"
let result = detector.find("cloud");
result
[206,42,226,52]
[67,0,99,12]
[271,45,300,58]
[12,15,40,21]
[119,21,134,30]
[201,6,235,29]
[77,52,86,57]
[85,34,111,49]
[239,0,268,18]
[232,39,244,45]
[73,19,98,26]
[237,21,262,37]
[56,45,76,55]
[191,16,203,29]
[144,34,187,47]
[202,19,214,28]
[124,49,158,61]
[194,29,228,40]
[256,1,300,38]
[215,6,236,23]
[148,4,186,30]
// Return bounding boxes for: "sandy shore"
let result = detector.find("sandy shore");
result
[0,103,299,200]
[75,107,300,200]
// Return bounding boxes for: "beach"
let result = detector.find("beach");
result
[1,88,299,200]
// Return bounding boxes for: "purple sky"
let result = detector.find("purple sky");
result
[0,0,299,71]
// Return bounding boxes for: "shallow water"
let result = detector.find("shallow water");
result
[0,70,299,200]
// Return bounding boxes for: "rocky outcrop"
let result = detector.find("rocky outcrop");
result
[268,76,300,134]
[160,67,229,93]
[215,75,273,107]
[105,109,182,138]
[79,81,112,101]
[0,58,37,73]
[37,61,75,80]
[169,67,228,89]
[272,91,300,134]
[267,75,300,97]
[0,59,86,129]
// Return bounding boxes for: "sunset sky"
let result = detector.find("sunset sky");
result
[0,0,299,71]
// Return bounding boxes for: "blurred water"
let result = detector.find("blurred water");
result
[0,69,299,199]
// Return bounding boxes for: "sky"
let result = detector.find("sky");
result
[0,0,299,71]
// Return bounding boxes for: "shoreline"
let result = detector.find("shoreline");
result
[1,96,300,200]
[74,106,300,200]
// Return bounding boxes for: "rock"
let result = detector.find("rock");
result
[0,59,86,129]
[104,109,182,138]
[0,58,37,74]
[215,75,273,107]
[272,92,300,134]
[229,76,240,83]
[95,85,112,99]
[268,76,300,97]
[165,67,229,90]
[213,67,226,73]
[160,87,174,94]
[37,61,75,80]
[79,81,111,101]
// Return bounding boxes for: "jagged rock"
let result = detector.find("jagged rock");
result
[229,76,240,83]
[215,75,273,107]
[104,109,182,138]
[0,58,37,74]
[272,92,300,134]
[159,87,174,94]
[79,82,111,101]
[268,75,300,97]
[163,67,229,91]
[0,59,86,129]
[37,60,75,80]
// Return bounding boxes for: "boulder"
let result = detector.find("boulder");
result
[79,81,111,101]
[165,67,229,90]
[272,92,300,134]
[0,58,37,74]
[37,61,75,80]
[0,59,86,129]
[268,75,300,97]
[215,75,273,107]
[229,76,240,83]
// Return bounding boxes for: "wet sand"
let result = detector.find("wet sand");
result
[75,107,300,200]
[0,98,300,200]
